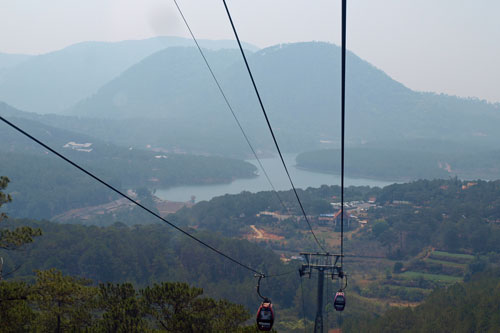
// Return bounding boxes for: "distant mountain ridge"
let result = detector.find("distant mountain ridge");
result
[68,41,500,151]
[0,36,258,114]
[0,53,32,70]
[3,40,500,160]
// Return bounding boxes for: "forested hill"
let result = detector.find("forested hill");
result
[0,101,252,158]
[5,179,500,330]
[168,178,500,258]
[296,147,500,181]
[352,179,500,264]
[1,219,295,312]
[296,148,450,181]
[0,103,257,219]
[344,270,500,332]
[1,151,256,220]
[4,42,500,157]
[0,36,257,114]
[0,218,390,331]
[69,42,500,154]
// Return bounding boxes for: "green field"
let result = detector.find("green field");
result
[395,284,428,290]
[386,285,432,294]
[432,251,474,261]
[399,271,463,283]
[424,258,467,269]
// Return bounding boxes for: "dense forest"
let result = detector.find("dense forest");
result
[1,218,394,332]
[64,177,500,260]
[0,272,259,332]
[172,185,377,234]
[0,177,386,331]
[296,147,500,181]
[296,148,450,180]
[343,270,500,332]
[161,179,500,315]
[0,150,256,219]
[0,173,284,331]
[0,107,258,219]
[364,179,500,258]
[5,174,500,331]
[1,219,296,310]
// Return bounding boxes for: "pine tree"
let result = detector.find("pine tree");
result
[0,176,41,251]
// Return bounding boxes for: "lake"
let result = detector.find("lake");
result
[155,154,395,202]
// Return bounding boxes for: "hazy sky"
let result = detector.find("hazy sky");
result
[1,0,499,103]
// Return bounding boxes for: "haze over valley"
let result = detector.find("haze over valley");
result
[1,12,500,330]
[2,38,499,180]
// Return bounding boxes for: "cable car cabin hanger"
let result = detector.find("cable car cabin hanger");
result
[255,275,275,331]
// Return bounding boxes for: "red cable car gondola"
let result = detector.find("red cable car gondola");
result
[334,290,346,311]
[256,299,274,331]
[255,274,274,331]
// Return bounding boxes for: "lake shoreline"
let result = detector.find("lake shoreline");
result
[155,153,394,202]
[294,164,405,183]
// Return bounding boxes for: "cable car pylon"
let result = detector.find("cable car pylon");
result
[299,252,346,333]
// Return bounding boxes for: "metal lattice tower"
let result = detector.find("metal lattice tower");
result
[299,252,344,333]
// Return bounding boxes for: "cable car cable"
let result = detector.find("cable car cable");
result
[262,269,297,278]
[172,0,289,215]
[222,0,327,253]
[0,115,272,276]
[340,0,347,269]
[299,273,308,333]
[0,117,299,280]
[326,274,330,331]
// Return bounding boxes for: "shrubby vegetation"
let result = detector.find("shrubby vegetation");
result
[0,176,41,250]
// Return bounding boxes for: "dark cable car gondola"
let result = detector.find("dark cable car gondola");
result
[255,274,275,331]
[256,298,274,331]
[334,272,347,312]
[334,290,346,311]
